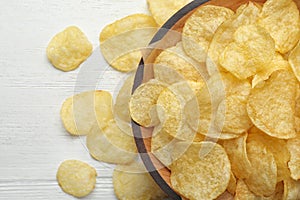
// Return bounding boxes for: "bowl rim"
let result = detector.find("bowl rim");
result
[131,0,210,199]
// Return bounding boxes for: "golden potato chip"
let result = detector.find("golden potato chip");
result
[114,74,134,123]
[153,42,205,90]
[245,135,277,196]
[100,14,158,72]
[227,171,237,195]
[86,120,137,164]
[252,52,290,88]
[113,162,167,200]
[249,126,290,182]
[56,160,97,198]
[170,142,231,200]
[223,134,252,179]
[235,179,259,200]
[215,94,252,135]
[247,70,297,139]
[147,0,192,26]
[156,82,198,141]
[129,79,166,127]
[191,72,251,139]
[151,128,178,167]
[289,41,300,82]
[283,178,300,200]
[182,5,234,63]
[258,0,300,54]
[47,26,93,72]
[207,2,261,76]
[219,24,275,80]
[60,90,113,136]
[287,134,300,180]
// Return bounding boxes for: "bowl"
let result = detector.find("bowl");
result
[131,0,272,199]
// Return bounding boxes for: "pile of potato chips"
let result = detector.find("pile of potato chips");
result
[47,0,300,199]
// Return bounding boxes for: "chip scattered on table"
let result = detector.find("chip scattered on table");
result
[47,26,92,72]
[56,160,97,198]
[60,90,113,136]
[100,14,158,72]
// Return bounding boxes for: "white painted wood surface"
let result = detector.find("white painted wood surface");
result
[0,1,149,199]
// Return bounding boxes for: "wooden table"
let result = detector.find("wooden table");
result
[0,0,148,199]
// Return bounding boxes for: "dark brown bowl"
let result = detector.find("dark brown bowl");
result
[131,0,269,199]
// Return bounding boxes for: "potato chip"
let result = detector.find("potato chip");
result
[100,14,158,72]
[287,134,300,180]
[235,179,259,200]
[227,171,237,195]
[247,70,297,139]
[47,26,93,72]
[86,120,137,164]
[191,72,251,139]
[153,42,205,90]
[129,79,166,127]
[182,5,234,63]
[147,0,192,26]
[258,0,300,54]
[156,82,198,141]
[223,134,252,179]
[151,128,178,167]
[207,2,261,76]
[252,52,290,88]
[114,74,134,123]
[283,178,300,200]
[245,135,277,196]
[56,160,97,198]
[113,162,167,200]
[60,90,113,136]
[170,142,231,200]
[219,24,275,80]
[215,94,252,135]
[236,179,284,200]
[289,41,300,82]
[249,126,290,182]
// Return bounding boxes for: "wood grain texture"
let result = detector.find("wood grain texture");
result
[0,0,148,199]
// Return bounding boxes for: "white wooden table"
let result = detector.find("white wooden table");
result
[0,1,149,199]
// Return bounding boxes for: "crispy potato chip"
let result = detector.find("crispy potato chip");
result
[100,14,158,72]
[245,135,277,196]
[207,2,261,76]
[227,171,237,195]
[153,42,206,90]
[258,0,300,54]
[223,134,252,179]
[249,126,290,182]
[114,74,134,123]
[191,72,251,139]
[147,0,192,26]
[219,24,275,80]
[156,82,198,141]
[289,41,300,82]
[170,142,231,200]
[283,178,300,200]
[287,134,300,180]
[247,70,297,139]
[129,79,166,127]
[235,179,259,200]
[182,5,234,63]
[60,90,113,136]
[56,160,97,198]
[151,128,178,167]
[216,94,252,135]
[47,26,92,72]
[113,162,167,200]
[253,52,290,88]
[86,120,137,164]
